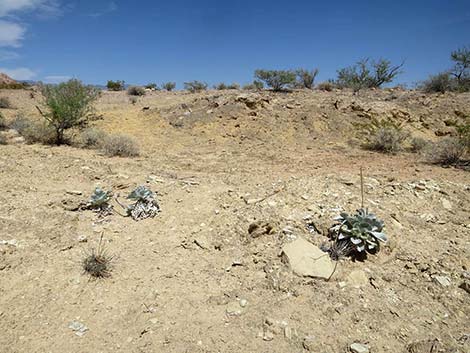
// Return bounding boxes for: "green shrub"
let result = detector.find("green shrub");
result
[254,70,296,91]
[102,134,140,157]
[145,83,158,90]
[421,72,455,93]
[184,81,208,93]
[107,80,125,91]
[79,128,108,149]
[337,58,403,91]
[296,68,319,89]
[450,46,470,89]
[456,118,470,150]
[424,138,466,165]
[0,97,12,108]
[37,79,99,145]
[127,86,146,96]
[162,82,176,91]
[358,118,409,153]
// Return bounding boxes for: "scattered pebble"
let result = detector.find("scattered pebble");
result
[350,342,369,353]
[68,321,88,337]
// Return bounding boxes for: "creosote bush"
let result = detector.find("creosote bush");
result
[127,86,146,96]
[162,82,176,91]
[336,58,403,91]
[107,80,125,91]
[184,81,208,93]
[296,68,319,89]
[102,134,140,157]
[0,97,12,108]
[254,70,296,91]
[37,79,99,145]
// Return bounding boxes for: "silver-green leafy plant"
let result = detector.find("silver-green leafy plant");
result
[121,186,160,221]
[330,208,387,253]
[87,187,113,216]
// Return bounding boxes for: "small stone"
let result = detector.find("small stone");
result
[239,299,248,307]
[267,200,277,207]
[301,194,309,200]
[149,318,159,324]
[303,336,316,351]
[441,199,452,211]
[350,342,369,353]
[347,270,369,288]
[226,302,244,316]
[263,330,274,341]
[458,280,470,294]
[284,326,292,340]
[338,281,347,289]
[66,190,83,196]
[432,275,451,287]
[68,321,88,336]
[77,235,87,243]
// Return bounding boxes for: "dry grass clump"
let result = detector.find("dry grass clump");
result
[316,81,335,91]
[363,122,409,153]
[79,128,108,149]
[82,236,113,278]
[0,97,12,108]
[423,138,466,165]
[102,134,140,157]
[410,137,429,153]
[10,115,56,144]
[127,86,146,96]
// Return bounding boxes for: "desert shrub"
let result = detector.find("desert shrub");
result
[316,81,335,91]
[242,80,264,90]
[358,118,409,153]
[296,68,319,89]
[184,81,208,93]
[420,72,455,93]
[102,134,140,157]
[456,119,470,151]
[145,83,158,90]
[107,80,125,91]
[410,137,429,153]
[424,138,466,165]
[330,208,387,255]
[79,128,108,149]
[0,111,5,129]
[127,86,146,96]
[336,58,403,91]
[227,83,240,90]
[254,70,296,91]
[450,46,470,90]
[129,96,138,105]
[214,83,228,90]
[37,79,99,145]
[10,115,55,144]
[0,134,6,145]
[162,82,176,91]
[0,97,12,108]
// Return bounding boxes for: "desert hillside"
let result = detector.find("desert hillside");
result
[0,88,469,353]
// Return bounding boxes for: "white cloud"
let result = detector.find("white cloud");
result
[0,20,26,47]
[0,50,20,61]
[88,1,117,18]
[44,75,70,83]
[0,0,61,18]
[0,67,36,80]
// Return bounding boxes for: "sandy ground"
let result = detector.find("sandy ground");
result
[0,88,469,353]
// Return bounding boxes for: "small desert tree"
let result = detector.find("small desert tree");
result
[296,68,319,89]
[254,70,296,91]
[162,82,176,91]
[37,79,99,145]
[107,80,125,91]
[184,81,208,93]
[336,58,403,91]
[450,47,470,84]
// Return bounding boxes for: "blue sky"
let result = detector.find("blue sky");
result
[0,0,469,87]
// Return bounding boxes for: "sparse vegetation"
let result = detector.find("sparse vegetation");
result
[79,127,107,149]
[424,137,466,165]
[450,46,470,90]
[330,208,387,255]
[358,118,409,153]
[316,81,335,91]
[107,80,125,91]
[102,134,140,157]
[456,118,470,150]
[296,68,319,89]
[336,58,403,91]
[0,111,5,129]
[145,83,158,90]
[0,97,12,108]
[82,235,113,278]
[37,79,99,145]
[410,136,429,153]
[11,115,57,144]
[254,70,296,91]
[0,134,6,145]
[421,72,455,93]
[162,82,176,91]
[214,82,240,90]
[129,96,138,105]
[0,82,29,90]
[184,81,208,93]
[127,86,146,96]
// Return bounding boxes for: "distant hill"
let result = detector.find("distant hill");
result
[0,73,17,85]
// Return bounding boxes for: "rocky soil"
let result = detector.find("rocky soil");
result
[0,88,469,353]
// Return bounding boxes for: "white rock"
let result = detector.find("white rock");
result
[442,199,452,211]
[432,275,451,287]
[350,343,369,353]
[281,237,335,279]
[68,321,88,336]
